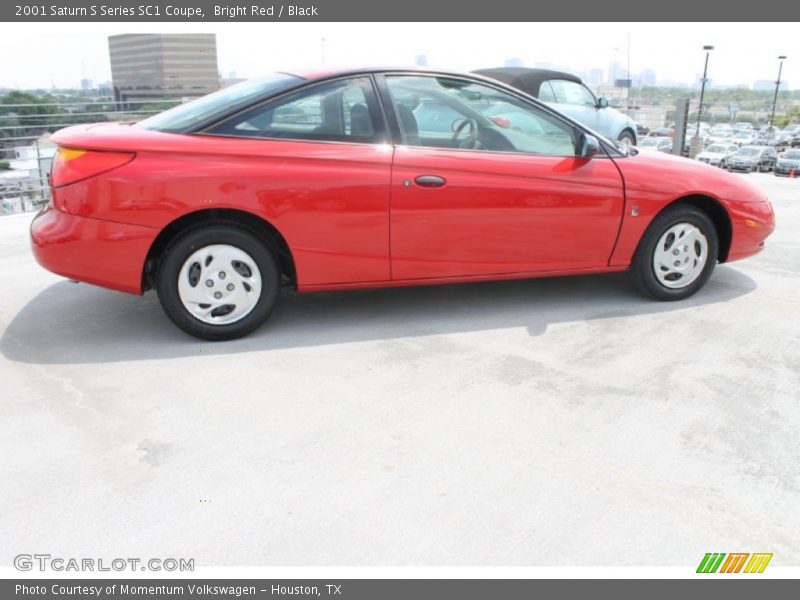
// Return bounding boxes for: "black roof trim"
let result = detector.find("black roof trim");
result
[473,67,583,96]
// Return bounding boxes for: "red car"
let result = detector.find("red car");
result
[31,68,775,340]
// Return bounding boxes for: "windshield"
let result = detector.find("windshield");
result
[705,145,726,153]
[136,73,303,133]
[639,138,661,147]
[738,147,760,157]
[783,150,800,160]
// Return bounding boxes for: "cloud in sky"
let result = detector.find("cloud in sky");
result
[0,21,796,90]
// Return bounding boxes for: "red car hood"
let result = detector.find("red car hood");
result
[614,148,768,205]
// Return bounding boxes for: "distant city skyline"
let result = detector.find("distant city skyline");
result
[0,22,796,91]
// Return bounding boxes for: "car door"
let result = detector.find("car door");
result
[379,74,626,280]
[202,76,392,286]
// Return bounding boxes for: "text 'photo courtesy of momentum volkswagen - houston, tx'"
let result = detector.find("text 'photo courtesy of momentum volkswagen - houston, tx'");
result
[30,68,775,341]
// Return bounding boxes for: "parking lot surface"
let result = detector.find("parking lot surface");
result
[1,173,798,566]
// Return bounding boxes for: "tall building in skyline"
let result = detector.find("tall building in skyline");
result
[607,61,622,85]
[108,33,219,105]
[639,68,656,87]
[586,68,604,85]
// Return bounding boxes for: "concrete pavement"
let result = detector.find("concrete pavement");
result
[1,173,798,567]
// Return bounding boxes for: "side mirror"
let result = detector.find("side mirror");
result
[597,97,609,109]
[578,133,600,159]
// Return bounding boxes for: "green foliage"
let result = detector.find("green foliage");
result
[775,107,800,127]
[0,159,10,170]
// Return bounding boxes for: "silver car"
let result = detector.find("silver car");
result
[696,143,739,168]
[638,137,673,153]
[474,67,637,146]
[774,149,800,176]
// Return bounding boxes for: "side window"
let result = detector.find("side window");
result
[549,80,597,107]
[206,77,382,143]
[537,81,557,103]
[385,75,578,156]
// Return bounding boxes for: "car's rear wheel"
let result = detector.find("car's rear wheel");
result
[156,224,280,341]
[629,205,719,301]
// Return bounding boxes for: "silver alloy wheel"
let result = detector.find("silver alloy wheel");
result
[177,244,262,325]
[652,223,708,289]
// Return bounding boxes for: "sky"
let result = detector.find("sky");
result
[0,22,797,90]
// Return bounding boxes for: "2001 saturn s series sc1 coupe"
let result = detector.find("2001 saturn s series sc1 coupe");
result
[31,68,775,340]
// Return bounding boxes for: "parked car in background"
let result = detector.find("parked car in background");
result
[638,136,673,153]
[782,124,799,142]
[30,67,775,340]
[635,121,650,136]
[756,128,789,150]
[727,145,777,172]
[774,148,800,176]
[732,130,756,146]
[696,143,740,168]
[474,67,638,146]
[707,127,735,145]
[735,121,754,130]
[792,131,800,147]
[651,126,673,138]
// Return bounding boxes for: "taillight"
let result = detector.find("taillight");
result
[51,147,135,187]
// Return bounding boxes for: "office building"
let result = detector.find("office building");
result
[108,33,219,105]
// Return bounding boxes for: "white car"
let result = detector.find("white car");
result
[473,68,638,146]
[638,137,673,153]
[696,143,739,168]
[707,128,735,145]
[732,131,756,146]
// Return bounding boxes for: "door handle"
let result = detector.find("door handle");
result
[414,175,446,188]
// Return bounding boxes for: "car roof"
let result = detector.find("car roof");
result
[285,65,467,80]
[472,67,583,96]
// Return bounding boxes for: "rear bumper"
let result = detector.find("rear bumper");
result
[30,206,156,294]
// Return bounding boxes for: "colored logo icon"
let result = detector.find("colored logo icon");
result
[697,553,773,573]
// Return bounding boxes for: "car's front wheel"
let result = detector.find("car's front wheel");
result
[156,224,280,340]
[618,130,636,148]
[629,205,719,301]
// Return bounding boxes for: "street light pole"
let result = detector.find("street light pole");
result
[696,45,713,137]
[769,55,787,128]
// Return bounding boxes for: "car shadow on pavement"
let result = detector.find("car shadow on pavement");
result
[2,266,756,365]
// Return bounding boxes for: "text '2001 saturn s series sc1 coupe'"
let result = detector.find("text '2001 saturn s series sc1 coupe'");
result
[30,68,775,340]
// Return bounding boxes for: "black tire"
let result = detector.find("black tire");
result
[629,205,719,301]
[156,224,281,341]
[618,130,636,146]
